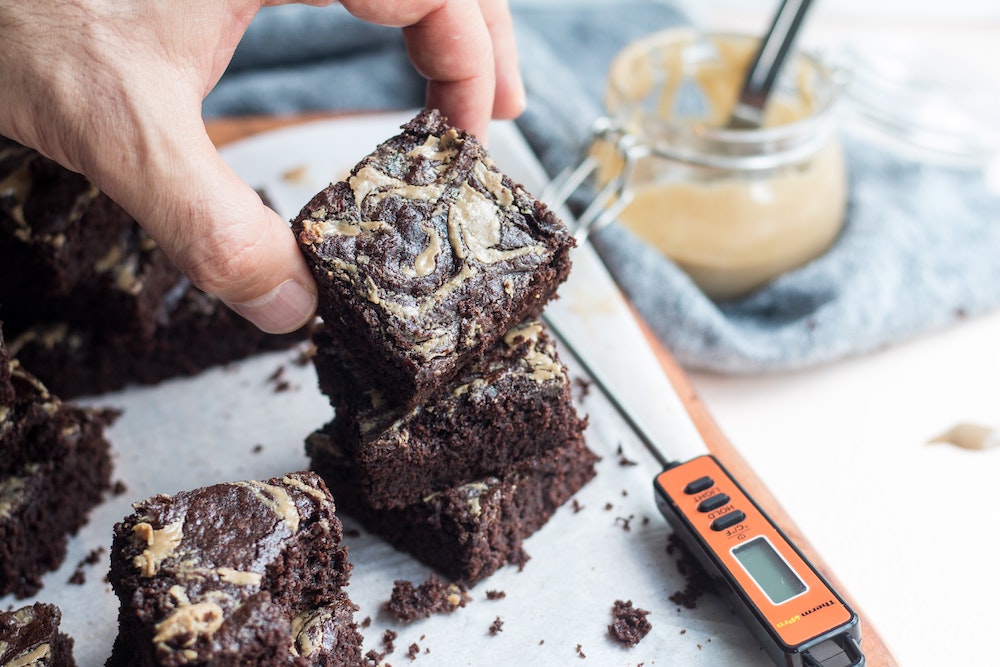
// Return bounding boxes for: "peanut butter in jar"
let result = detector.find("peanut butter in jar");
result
[595,29,846,301]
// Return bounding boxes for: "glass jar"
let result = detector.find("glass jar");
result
[567,28,847,302]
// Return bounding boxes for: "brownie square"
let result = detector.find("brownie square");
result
[6,282,302,400]
[292,109,575,410]
[1,139,304,399]
[107,471,362,667]
[311,319,588,509]
[0,360,116,599]
[0,602,77,667]
[309,426,599,586]
[0,138,136,320]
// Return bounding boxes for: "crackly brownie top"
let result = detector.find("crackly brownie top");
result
[294,109,573,365]
[113,471,348,662]
[0,602,64,664]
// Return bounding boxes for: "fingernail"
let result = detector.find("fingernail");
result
[228,279,317,334]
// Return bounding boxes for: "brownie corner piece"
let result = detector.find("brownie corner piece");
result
[107,471,362,666]
[0,602,77,667]
[0,358,116,599]
[292,108,575,408]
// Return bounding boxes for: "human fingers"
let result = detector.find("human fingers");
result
[341,0,497,139]
[105,121,319,335]
[478,0,525,120]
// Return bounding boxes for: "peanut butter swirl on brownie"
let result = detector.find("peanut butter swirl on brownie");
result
[293,109,574,410]
[107,472,362,666]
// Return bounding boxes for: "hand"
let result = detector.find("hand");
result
[0,0,524,334]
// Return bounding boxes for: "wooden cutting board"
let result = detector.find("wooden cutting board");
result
[206,113,898,666]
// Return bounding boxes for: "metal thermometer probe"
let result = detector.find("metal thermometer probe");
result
[541,311,865,667]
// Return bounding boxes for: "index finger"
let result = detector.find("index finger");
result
[341,0,496,139]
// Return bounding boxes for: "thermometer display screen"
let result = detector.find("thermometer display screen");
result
[732,536,807,605]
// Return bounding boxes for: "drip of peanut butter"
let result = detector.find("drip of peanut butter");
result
[132,520,184,577]
[233,480,300,533]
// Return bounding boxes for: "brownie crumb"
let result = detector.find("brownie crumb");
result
[251,444,264,454]
[385,575,471,621]
[68,546,107,585]
[571,499,584,513]
[604,502,614,511]
[489,616,504,635]
[617,444,638,466]
[112,480,129,496]
[364,648,386,664]
[266,365,292,392]
[573,376,592,400]
[344,528,362,539]
[83,546,105,565]
[382,629,398,653]
[666,533,716,609]
[615,515,634,532]
[485,590,506,600]
[576,643,586,658]
[407,642,420,660]
[361,616,372,628]
[608,599,652,647]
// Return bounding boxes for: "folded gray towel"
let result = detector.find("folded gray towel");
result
[205,2,1000,373]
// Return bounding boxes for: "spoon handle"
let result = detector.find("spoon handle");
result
[729,0,815,129]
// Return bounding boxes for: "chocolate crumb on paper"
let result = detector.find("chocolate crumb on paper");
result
[666,533,716,609]
[407,642,420,660]
[617,444,639,466]
[489,616,504,635]
[576,643,586,658]
[486,590,506,600]
[608,599,652,647]
[385,574,471,621]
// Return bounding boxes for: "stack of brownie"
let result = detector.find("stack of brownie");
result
[0,322,116,599]
[0,137,301,399]
[294,110,598,585]
[106,471,363,666]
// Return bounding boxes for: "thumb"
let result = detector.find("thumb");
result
[102,128,317,335]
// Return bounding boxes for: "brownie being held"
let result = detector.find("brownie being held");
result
[293,109,575,410]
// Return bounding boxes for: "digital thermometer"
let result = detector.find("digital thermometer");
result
[655,456,863,667]
[542,312,865,667]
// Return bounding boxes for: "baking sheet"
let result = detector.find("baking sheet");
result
[1,112,772,666]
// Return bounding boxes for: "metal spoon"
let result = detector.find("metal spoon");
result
[728,0,816,129]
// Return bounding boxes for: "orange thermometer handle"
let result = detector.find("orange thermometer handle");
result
[655,455,863,667]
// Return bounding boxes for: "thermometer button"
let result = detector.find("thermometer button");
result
[710,510,746,531]
[684,476,715,494]
[697,493,731,512]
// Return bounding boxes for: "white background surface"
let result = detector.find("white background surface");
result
[674,2,1000,666]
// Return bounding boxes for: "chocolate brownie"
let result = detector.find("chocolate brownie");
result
[8,282,302,399]
[0,355,116,598]
[0,602,77,666]
[293,109,575,410]
[107,471,362,667]
[0,322,14,406]
[0,138,303,399]
[309,427,599,585]
[311,319,588,509]
[0,137,134,315]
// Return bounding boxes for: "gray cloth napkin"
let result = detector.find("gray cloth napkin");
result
[204,2,1000,374]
